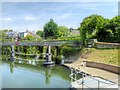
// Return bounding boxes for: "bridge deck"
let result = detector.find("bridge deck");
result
[1,41,80,46]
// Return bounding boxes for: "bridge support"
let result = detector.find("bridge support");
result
[43,46,55,67]
[10,45,15,61]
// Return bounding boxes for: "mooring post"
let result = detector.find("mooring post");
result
[10,45,15,61]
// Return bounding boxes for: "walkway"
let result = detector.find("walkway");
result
[1,40,81,46]
[63,59,120,84]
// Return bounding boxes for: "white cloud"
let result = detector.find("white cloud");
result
[24,16,36,20]
[3,18,13,21]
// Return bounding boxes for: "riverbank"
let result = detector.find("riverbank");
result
[63,58,120,85]
[63,48,120,85]
[84,48,119,66]
[64,48,119,66]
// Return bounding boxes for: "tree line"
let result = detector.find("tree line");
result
[36,15,120,43]
[1,14,120,43]
[36,19,70,40]
[79,14,120,44]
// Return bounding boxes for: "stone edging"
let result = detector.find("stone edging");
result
[84,61,120,74]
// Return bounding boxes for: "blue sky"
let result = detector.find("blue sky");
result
[1,2,119,32]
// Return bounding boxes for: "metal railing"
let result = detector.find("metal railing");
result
[1,40,80,46]
[69,66,118,89]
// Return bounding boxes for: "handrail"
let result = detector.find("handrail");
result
[69,66,117,89]
[15,52,45,56]
[2,40,80,46]
[14,57,45,62]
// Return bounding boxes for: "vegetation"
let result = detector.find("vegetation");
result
[25,34,35,41]
[79,14,120,44]
[62,46,81,59]
[43,19,71,40]
[43,19,59,39]
[36,30,44,38]
[57,26,70,38]
[81,48,119,66]
[1,14,120,66]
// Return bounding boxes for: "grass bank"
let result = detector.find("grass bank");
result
[82,48,119,66]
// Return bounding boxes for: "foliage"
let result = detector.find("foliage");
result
[79,14,104,44]
[84,48,119,66]
[62,46,81,58]
[1,30,13,42]
[43,19,59,39]
[57,26,70,37]
[95,16,120,42]
[36,30,44,38]
[79,14,120,43]
[25,34,35,41]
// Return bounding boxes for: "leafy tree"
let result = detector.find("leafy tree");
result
[25,34,34,40]
[36,30,44,37]
[58,26,70,38]
[9,29,13,32]
[43,19,58,39]
[96,16,120,42]
[79,14,104,44]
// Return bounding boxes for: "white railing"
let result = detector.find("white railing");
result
[69,64,117,89]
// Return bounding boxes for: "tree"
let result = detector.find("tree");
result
[43,19,58,39]
[103,16,120,42]
[25,34,34,40]
[36,30,44,38]
[9,29,13,32]
[79,14,105,44]
[58,26,70,38]
[95,16,120,42]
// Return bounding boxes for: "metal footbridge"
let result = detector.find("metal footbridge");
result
[2,40,81,66]
[1,40,81,46]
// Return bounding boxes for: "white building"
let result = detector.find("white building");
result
[19,32,28,38]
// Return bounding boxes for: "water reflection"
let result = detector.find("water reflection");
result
[8,60,63,85]
[10,61,15,73]
[45,67,52,84]
[3,59,70,88]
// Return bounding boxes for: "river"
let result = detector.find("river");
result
[2,59,71,88]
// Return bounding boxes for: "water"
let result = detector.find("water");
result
[2,60,71,88]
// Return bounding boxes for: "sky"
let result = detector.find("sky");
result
[1,1,119,32]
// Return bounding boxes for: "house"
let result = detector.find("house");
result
[19,32,28,38]
[5,31,17,38]
[69,28,80,36]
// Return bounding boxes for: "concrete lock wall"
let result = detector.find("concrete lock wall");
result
[95,42,120,49]
[87,39,120,48]
[85,61,120,74]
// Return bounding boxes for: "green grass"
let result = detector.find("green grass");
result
[84,48,119,66]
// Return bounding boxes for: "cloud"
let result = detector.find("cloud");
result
[24,16,36,20]
[3,18,13,21]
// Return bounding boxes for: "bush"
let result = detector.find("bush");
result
[62,46,81,58]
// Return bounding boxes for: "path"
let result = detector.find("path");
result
[63,58,120,84]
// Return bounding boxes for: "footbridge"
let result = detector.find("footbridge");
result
[2,40,82,66]
[2,40,81,46]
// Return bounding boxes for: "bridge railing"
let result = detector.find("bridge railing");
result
[1,40,82,46]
